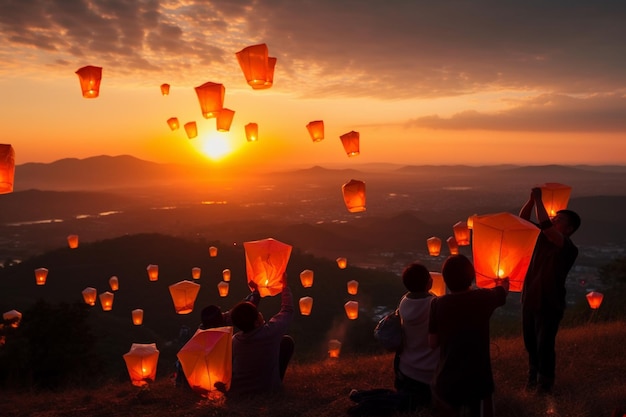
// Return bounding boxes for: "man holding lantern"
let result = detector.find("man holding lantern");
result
[520,187,581,395]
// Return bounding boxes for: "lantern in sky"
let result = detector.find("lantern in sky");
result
[429,272,446,297]
[344,301,359,320]
[235,43,276,89]
[244,238,292,297]
[160,83,170,96]
[0,144,15,194]
[169,280,201,314]
[67,234,79,249]
[446,236,459,255]
[328,339,342,358]
[217,281,229,297]
[184,121,198,139]
[3,310,22,328]
[472,212,540,292]
[132,309,144,325]
[245,123,258,142]
[300,269,314,288]
[195,81,225,118]
[109,276,119,291]
[123,343,159,387]
[347,280,359,295]
[216,108,235,132]
[586,291,604,310]
[34,267,48,285]
[540,183,572,218]
[427,236,442,256]
[191,267,201,280]
[306,120,324,142]
[177,327,233,395]
[82,287,97,306]
[340,131,360,156]
[467,214,478,230]
[167,117,180,131]
[453,221,470,246]
[99,291,114,311]
[209,246,218,257]
[75,65,102,98]
[222,268,231,282]
[146,264,159,281]
[299,296,313,316]
[336,257,347,269]
[342,179,366,213]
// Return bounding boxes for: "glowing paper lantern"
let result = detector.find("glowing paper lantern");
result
[160,83,170,96]
[328,339,342,358]
[209,246,218,257]
[467,214,478,230]
[0,144,15,194]
[132,309,144,325]
[146,264,159,281]
[34,267,48,285]
[300,269,314,288]
[99,291,114,311]
[299,296,313,316]
[67,234,79,249]
[427,236,442,256]
[184,121,198,139]
[108,276,119,291]
[344,301,359,320]
[586,291,604,310]
[75,65,102,98]
[235,43,276,89]
[429,272,446,297]
[82,287,97,306]
[3,310,22,328]
[472,212,540,292]
[195,82,225,118]
[540,183,572,218]
[453,221,470,246]
[336,257,347,269]
[191,267,201,280]
[169,280,201,314]
[340,131,360,156]
[216,108,235,132]
[342,179,366,213]
[177,327,233,395]
[245,123,258,142]
[217,281,229,297]
[222,269,231,282]
[123,343,159,387]
[306,120,324,142]
[446,236,459,255]
[347,280,359,295]
[167,117,180,131]
[243,238,292,297]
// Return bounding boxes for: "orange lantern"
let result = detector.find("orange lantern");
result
[245,123,258,142]
[123,343,159,386]
[344,301,359,320]
[82,287,97,306]
[540,183,572,218]
[209,246,218,257]
[429,272,446,296]
[0,144,15,194]
[446,236,459,255]
[306,120,324,142]
[195,81,225,118]
[300,269,314,288]
[3,310,22,328]
[75,65,102,98]
[167,117,180,131]
[235,43,276,89]
[146,264,159,281]
[586,291,604,309]
[254,56,276,90]
[347,280,359,295]
[328,339,342,358]
[453,221,470,246]
[132,309,144,325]
[336,257,347,269]
[217,281,229,297]
[34,267,48,285]
[160,83,170,96]
[467,214,478,230]
[109,276,119,291]
[99,291,114,311]
[216,108,235,132]
[427,236,442,256]
[184,121,198,139]
[222,268,231,282]
[169,280,201,314]
[299,296,313,316]
[472,212,540,292]
[340,131,360,156]
[67,234,79,249]
[191,267,201,280]
[342,179,366,213]
[243,238,292,297]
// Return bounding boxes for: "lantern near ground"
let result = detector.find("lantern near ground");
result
[99,291,114,311]
[306,120,324,142]
[336,257,347,269]
[300,269,314,288]
[109,276,119,291]
[82,287,97,306]
[340,131,360,156]
[209,246,218,257]
[446,236,459,255]
[217,281,229,297]
[344,301,359,320]
[328,339,342,358]
[453,221,470,246]
[177,327,233,395]
[427,236,442,256]
[34,267,48,285]
[195,82,225,118]
[540,183,572,218]
[167,117,180,131]
[472,212,540,292]
[67,234,79,249]
[299,296,313,316]
[146,264,159,281]
[0,144,15,194]
[347,280,359,295]
[342,179,366,213]
[123,343,159,387]
[160,83,170,96]
[235,43,276,90]
[132,309,144,325]
[184,121,198,139]
[3,310,22,328]
[245,123,258,142]
[191,267,201,280]
[216,108,235,132]
[429,272,446,297]
[586,291,604,309]
[169,280,201,314]
[75,65,102,98]
[222,269,231,282]
[243,238,292,297]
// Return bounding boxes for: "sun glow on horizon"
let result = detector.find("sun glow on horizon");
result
[193,132,234,161]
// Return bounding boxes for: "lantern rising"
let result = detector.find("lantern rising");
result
[123,343,159,387]
[347,280,359,295]
[427,236,442,256]
[160,83,170,96]
[340,131,360,156]
[586,291,604,310]
[209,246,218,257]
[67,234,79,249]
[99,291,114,311]
[169,280,201,314]
[539,183,572,218]
[299,296,313,316]
[344,301,359,320]
[467,214,478,230]
[306,120,324,142]
[300,269,314,288]
[195,82,225,118]
[235,43,276,90]
[429,272,446,297]
[75,65,102,98]
[328,339,342,358]
[184,121,198,139]
[82,287,97,306]
[245,123,258,142]
[217,281,229,297]
[336,257,347,269]
[167,117,180,131]
[472,212,540,292]
[446,236,459,255]
[244,238,292,297]
[216,108,235,132]
[191,267,201,280]
[3,310,22,328]
[146,264,159,281]
[34,267,48,286]
[0,144,15,194]
[222,268,231,282]
[132,309,144,325]
[109,276,119,291]
[342,179,366,213]
[452,221,470,246]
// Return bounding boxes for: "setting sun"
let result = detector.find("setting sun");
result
[194,133,234,161]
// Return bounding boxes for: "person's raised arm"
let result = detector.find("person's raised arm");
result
[519,190,535,221]
[532,187,565,248]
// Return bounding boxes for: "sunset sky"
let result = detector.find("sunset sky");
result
[1,1,625,170]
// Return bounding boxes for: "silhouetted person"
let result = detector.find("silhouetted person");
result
[199,281,260,329]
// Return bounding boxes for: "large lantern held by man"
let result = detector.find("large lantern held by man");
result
[195,82,225,118]
[34,268,48,286]
[99,291,114,311]
[342,179,366,213]
[82,287,97,306]
[472,212,540,292]
[75,65,102,98]
[539,183,572,218]
[344,301,359,320]
[0,144,15,194]
[236,43,276,89]
[586,291,604,309]
[123,343,159,386]
[306,120,324,142]
[300,269,314,288]
[427,237,442,256]
[169,280,201,314]
[244,238,292,297]
[340,131,360,156]
[299,296,313,316]
[453,221,470,246]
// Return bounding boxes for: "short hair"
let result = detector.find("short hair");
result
[231,301,259,333]
[441,255,475,292]
[557,209,581,234]
[402,262,431,292]
[200,305,223,328]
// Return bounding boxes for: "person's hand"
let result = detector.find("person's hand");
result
[495,277,510,292]
[248,280,258,291]
[531,187,542,202]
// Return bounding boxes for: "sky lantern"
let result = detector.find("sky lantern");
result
[177,327,233,395]
[586,291,604,309]
[245,123,258,142]
[216,108,235,132]
[169,280,201,314]
[67,234,79,249]
[429,272,446,297]
[217,281,229,297]
[299,296,313,316]
[452,221,470,246]
[3,310,22,328]
[446,236,459,255]
[132,309,144,325]
[184,121,198,139]
[244,238,292,297]
[109,276,119,291]
[472,212,540,292]
[99,291,114,311]
[123,343,159,387]
[344,301,359,320]
[300,269,314,288]
[235,43,276,89]
[195,81,225,118]
[336,257,347,269]
[340,131,360,156]
[467,214,478,230]
[222,269,231,282]
[342,179,366,213]
[75,65,102,98]
[539,183,572,218]
[347,280,359,295]
[191,267,201,280]
[427,236,442,256]
[209,246,218,257]
[34,267,48,285]
[167,117,180,131]
[0,144,15,194]
[146,264,159,281]
[82,287,97,306]
[160,83,170,96]
[306,120,324,142]
[328,339,342,358]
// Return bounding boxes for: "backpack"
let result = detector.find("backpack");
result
[373,310,403,352]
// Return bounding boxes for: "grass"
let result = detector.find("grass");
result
[1,320,625,417]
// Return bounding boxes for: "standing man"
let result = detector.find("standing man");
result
[520,187,581,395]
